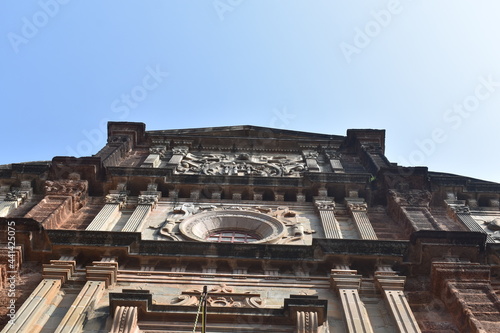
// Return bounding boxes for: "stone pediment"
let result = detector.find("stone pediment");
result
[147,125,343,141]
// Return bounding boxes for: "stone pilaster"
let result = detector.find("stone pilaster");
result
[1,279,62,333]
[346,199,377,240]
[86,191,127,231]
[110,306,141,333]
[121,188,161,232]
[53,280,105,333]
[374,267,421,333]
[2,256,75,333]
[296,311,319,333]
[53,258,118,333]
[330,268,374,333]
[446,200,495,243]
[315,198,342,239]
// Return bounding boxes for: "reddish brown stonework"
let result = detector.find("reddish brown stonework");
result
[0,122,499,332]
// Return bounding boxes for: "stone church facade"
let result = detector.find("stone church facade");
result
[0,121,499,332]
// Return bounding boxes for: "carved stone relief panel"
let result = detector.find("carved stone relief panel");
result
[170,284,264,308]
[173,152,307,177]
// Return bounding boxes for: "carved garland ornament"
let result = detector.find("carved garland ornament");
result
[174,152,307,177]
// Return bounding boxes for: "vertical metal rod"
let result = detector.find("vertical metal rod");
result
[202,285,208,333]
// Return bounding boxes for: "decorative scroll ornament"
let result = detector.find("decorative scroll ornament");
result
[138,194,158,205]
[388,189,432,207]
[149,146,167,158]
[45,179,87,196]
[174,152,307,177]
[347,202,368,212]
[172,146,189,155]
[171,284,264,308]
[449,205,470,214]
[5,190,25,202]
[315,200,335,210]
[105,193,127,208]
[44,179,88,211]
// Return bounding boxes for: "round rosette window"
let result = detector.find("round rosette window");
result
[179,210,286,244]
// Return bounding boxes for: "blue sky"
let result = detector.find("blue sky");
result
[1,0,499,183]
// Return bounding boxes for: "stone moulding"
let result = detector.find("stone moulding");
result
[178,209,287,244]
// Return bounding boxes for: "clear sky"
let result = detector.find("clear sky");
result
[1,1,499,183]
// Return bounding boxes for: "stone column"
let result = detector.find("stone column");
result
[1,256,76,333]
[85,191,127,231]
[445,200,495,243]
[331,267,374,333]
[284,295,327,333]
[110,306,140,333]
[296,311,319,333]
[121,188,161,232]
[374,267,421,333]
[346,199,377,240]
[315,199,342,239]
[53,258,118,333]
